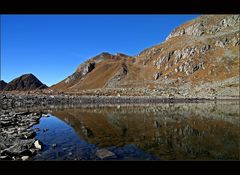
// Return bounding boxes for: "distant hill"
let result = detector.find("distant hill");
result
[0,80,7,90]
[51,15,239,98]
[3,74,48,91]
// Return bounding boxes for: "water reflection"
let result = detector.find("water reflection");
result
[46,101,240,160]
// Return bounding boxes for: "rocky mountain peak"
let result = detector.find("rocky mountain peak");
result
[3,73,48,91]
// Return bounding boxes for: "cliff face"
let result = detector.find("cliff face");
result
[52,15,239,97]
[133,15,239,86]
[3,74,48,91]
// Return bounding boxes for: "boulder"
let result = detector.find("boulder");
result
[34,140,43,150]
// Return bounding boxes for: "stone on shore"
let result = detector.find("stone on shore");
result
[34,140,43,150]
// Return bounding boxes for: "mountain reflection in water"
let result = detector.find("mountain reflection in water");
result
[44,101,240,160]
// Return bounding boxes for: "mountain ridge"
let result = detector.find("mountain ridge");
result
[1,73,48,91]
[50,15,239,98]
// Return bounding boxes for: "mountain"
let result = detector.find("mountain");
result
[0,80,7,90]
[51,15,239,98]
[51,52,135,91]
[3,74,48,91]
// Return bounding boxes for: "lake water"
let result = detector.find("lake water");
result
[31,101,240,160]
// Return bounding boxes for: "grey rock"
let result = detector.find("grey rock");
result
[185,23,205,36]
[154,72,162,80]
[21,156,29,161]
[96,149,116,159]
[166,28,185,40]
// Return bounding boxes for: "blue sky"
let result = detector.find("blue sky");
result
[1,15,199,86]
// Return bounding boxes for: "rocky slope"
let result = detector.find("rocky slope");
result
[51,15,239,98]
[3,74,48,91]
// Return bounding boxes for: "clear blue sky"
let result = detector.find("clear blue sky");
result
[1,15,199,86]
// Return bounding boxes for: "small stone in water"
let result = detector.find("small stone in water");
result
[43,128,49,132]
[52,144,57,148]
[96,149,116,159]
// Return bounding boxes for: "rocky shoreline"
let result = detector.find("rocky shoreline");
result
[1,93,237,110]
[0,110,45,160]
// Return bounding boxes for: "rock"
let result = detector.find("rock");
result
[192,65,200,73]
[166,28,185,40]
[117,93,121,97]
[182,47,198,59]
[185,23,205,36]
[52,144,57,148]
[166,22,205,40]
[154,72,162,80]
[0,155,11,160]
[21,156,29,161]
[218,15,240,28]
[0,143,7,150]
[42,114,50,117]
[200,44,211,54]
[179,64,184,72]
[32,128,41,132]
[174,50,182,61]
[6,145,32,157]
[231,37,240,46]
[82,62,96,76]
[96,149,116,159]
[43,128,49,132]
[215,38,229,48]
[34,140,42,150]
[153,121,160,128]
[192,62,204,73]
[22,131,36,139]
